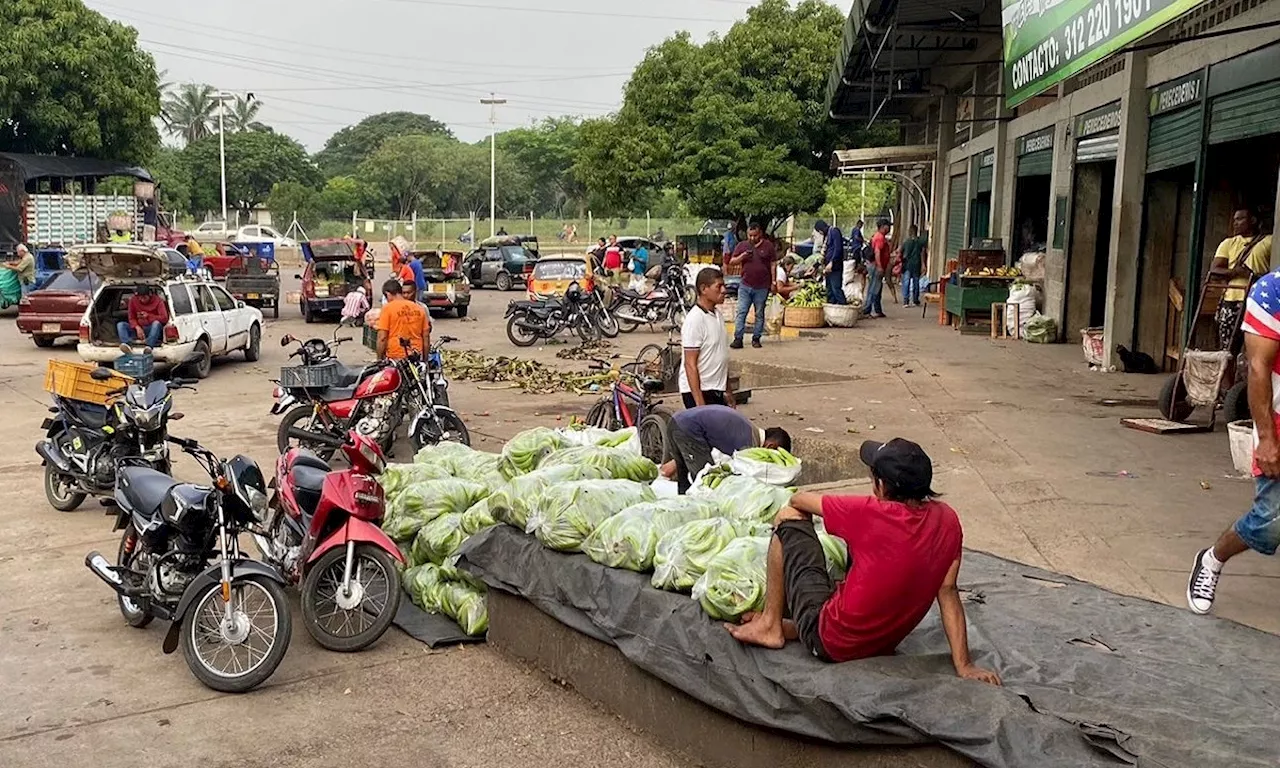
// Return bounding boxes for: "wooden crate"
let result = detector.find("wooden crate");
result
[958,248,1005,273]
[44,360,132,405]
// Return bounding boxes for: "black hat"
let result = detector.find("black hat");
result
[860,438,935,498]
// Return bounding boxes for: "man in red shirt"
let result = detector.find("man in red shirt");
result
[728,222,777,349]
[862,218,891,319]
[727,438,1001,684]
[118,285,170,349]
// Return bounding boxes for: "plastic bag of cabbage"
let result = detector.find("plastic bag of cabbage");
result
[382,478,490,542]
[652,517,754,591]
[527,479,656,551]
[691,537,771,621]
[413,442,503,482]
[539,444,658,483]
[381,463,453,501]
[403,563,488,636]
[410,513,469,566]
[499,427,565,478]
[558,425,642,455]
[691,474,793,523]
[582,498,720,571]
[813,519,850,580]
[487,464,608,530]
[461,498,496,535]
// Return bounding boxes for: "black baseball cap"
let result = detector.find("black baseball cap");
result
[860,438,936,498]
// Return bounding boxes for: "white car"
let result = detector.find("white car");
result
[231,224,297,248]
[75,244,263,378]
[193,221,231,239]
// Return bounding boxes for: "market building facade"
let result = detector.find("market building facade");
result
[826,0,1280,367]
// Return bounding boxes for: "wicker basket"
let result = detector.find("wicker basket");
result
[44,360,132,405]
[823,303,861,328]
[783,305,825,328]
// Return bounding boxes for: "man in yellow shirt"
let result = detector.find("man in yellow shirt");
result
[1211,208,1272,351]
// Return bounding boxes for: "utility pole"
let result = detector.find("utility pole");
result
[480,93,506,239]
[216,91,254,225]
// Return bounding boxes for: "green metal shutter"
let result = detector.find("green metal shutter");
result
[946,174,968,259]
[1209,80,1280,145]
[1147,107,1201,173]
[1017,150,1053,177]
[976,163,993,193]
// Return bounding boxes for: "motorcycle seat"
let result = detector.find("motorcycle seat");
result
[291,451,331,472]
[331,363,367,387]
[617,288,647,300]
[291,465,328,515]
[511,299,560,309]
[316,385,358,401]
[64,401,109,429]
[118,467,177,517]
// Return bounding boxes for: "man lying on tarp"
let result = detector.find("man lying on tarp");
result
[727,438,1002,685]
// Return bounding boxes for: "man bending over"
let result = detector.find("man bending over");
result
[727,438,1001,684]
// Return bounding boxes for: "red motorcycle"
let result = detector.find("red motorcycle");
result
[253,431,404,652]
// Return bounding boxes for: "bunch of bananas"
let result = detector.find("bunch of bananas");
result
[788,281,826,308]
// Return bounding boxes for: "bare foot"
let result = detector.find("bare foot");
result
[725,618,786,649]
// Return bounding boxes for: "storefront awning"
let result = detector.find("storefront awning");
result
[831,144,937,172]
[826,0,996,124]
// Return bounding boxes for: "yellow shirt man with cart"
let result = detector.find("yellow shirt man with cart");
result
[1212,208,1272,351]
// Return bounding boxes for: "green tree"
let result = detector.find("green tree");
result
[577,0,896,224]
[823,177,896,221]
[185,131,321,217]
[497,118,585,217]
[0,0,160,162]
[317,176,368,220]
[315,112,453,178]
[147,147,193,218]
[358,135,450,219]
[162,83,217,144]
[225,95,262,133]
[266,181,321,231]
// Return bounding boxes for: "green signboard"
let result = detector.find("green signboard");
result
[1002,0,1203,108]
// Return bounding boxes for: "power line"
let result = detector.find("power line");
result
[341,0,733,24]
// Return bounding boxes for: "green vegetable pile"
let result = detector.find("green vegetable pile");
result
[404,563,488,636]
[488,464,608,530]
[691,474,793,523]
[582,498,720,571]
[735,447,799,468]
[787,281,826,308]
[411,513,468,567]
[527,479,656,551]
[691,537,772,621]
[651,517,745,591]
[539,445,659,483]
[383,478,491,543]
[500,427,565,478]
[381,462,452,500]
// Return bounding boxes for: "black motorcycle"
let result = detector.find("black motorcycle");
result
[610,259,690,333]
[84,435,292,693]
[403,339,471,450]
[37,368,193,512]
[504,282,601,347]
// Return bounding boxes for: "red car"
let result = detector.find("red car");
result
[16,270,96,347]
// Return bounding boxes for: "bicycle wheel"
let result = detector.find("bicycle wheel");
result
[635,344,666,380]
[586,400,611,428]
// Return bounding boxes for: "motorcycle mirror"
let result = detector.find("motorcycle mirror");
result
[170,412,185,421]
[280,335,294,347]
[90,367,115,382]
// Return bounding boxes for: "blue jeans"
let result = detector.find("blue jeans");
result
[734,284,769,342]
[1235,477,1280,555]
[825,269,846,305]
[118,320,163,348]
[863,267,884,316]
[902,268,920,304]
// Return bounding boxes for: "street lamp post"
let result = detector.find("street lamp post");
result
[215,91,254,225]
[480,93,506,239]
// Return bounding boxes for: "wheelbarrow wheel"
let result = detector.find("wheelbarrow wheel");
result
[1223,381,1250,425]
[1158,374,1194,422]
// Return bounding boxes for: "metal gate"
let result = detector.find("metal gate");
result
[1209,79,1280,145]
[946,174,968,260]
[1147,107,1201,173]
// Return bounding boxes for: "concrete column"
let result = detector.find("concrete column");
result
[989,101,1011,238]
[929,95,957,276]
[1102,51,1151,366]
[1043,120,1074,332]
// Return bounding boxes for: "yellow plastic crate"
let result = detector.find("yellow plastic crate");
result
[44,360,132,405]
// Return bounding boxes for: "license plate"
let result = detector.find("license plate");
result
[42,323,60,333]
[247,293,260,299]
[430,284,447,293]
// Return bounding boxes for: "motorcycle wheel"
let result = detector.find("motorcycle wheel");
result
[301,544,401,653]
[411,409,471,450]
[575,315,601,342]
[506,314,539,347]
[44,461,86,512]
[596,306,621,338]
[616,313,642,333]
[116,525,153,628]
[181,574,292,693]
[276,404,336,461]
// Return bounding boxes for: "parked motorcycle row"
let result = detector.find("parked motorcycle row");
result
[504,257,694,348]
[34,333,473,693]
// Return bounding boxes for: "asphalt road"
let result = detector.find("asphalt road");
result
[0,282,688,768]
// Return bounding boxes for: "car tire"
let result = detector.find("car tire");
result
[456,304,469,318]
[272,302,279,319]
[32,335,56,348]
[303,300,315,324]
[244,324,261,362]
[187,338,213,380]
[495,271,513,292]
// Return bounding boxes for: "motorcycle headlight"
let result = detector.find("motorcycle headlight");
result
[128,401,166,431]
[243,486,269,523]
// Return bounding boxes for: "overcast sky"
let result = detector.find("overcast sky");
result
[84,0,834,150]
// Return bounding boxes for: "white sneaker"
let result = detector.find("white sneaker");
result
[1186,548,1221,615]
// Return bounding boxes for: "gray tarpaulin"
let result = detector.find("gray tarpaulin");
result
[456,525,1280,768]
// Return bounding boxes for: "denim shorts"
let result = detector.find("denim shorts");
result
[1235,477,1280,556]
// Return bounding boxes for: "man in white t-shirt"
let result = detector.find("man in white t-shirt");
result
[679,267,734,409]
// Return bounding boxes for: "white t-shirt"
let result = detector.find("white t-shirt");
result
[678,304,729,394]
[775,265,787,285]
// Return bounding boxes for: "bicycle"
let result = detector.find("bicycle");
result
[633,325,683,389]
[584,361,673,464]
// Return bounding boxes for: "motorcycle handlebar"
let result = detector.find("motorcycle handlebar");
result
[336,336,353,344]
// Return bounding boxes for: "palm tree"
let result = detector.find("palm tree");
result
[162,84,217,144]
[225,95,262,133]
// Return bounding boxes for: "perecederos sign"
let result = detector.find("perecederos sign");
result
[1002,0,1202,108]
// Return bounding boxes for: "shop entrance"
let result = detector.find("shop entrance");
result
[1199,135,1280,263]
[1064,161,1117,343]
[1135,165,1196,369]
[1011,174,1050,263]
[969,151,994,245]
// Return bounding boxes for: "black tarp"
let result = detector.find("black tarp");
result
[0,153,153,247]
[456,525,1280,768]
[393,600,485,649]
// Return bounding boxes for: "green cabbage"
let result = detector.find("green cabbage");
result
[692,474,793,523]
[582,498,720,571]
[691,537,771,621]
[499,427,565,478]
[527,479,656,552]
[382,478,490,542]
[651,517,742,591]
[539,445,658,483]
[487,464,607,530]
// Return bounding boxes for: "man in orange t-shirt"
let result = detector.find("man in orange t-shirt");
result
[376,279,430,360]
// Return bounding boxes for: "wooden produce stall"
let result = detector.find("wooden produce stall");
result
[943,246,1019,332]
